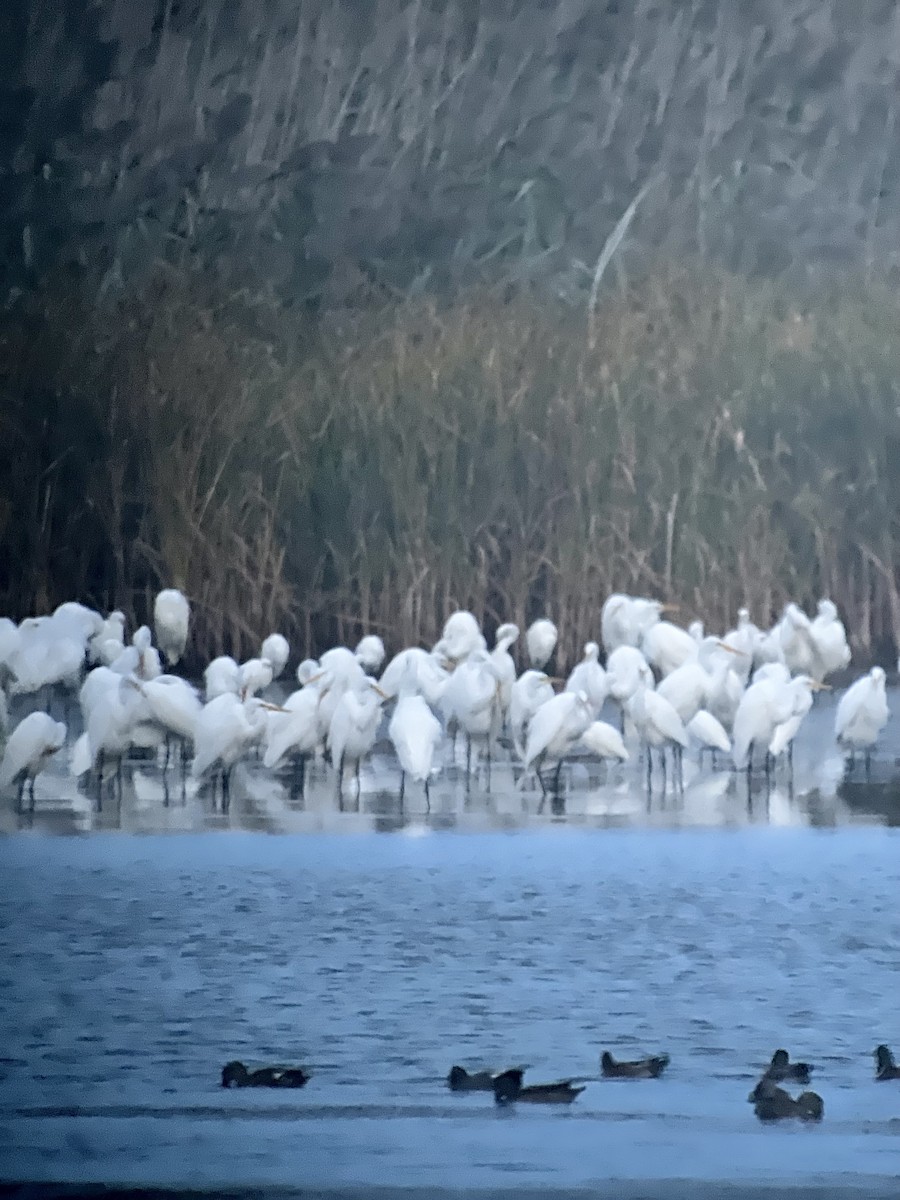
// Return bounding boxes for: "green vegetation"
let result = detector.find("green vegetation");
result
[3,262,899,663]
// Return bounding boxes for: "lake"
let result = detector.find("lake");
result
[0,688,899,1198]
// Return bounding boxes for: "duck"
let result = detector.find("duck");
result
[763,1048,813,1084]
[447,1065,499,1091]
[600,1050,670,1079]
[221,1060,309,1088]
[751,1078,823,1122]
[874,1044,900,1081]
[492,1067,585,1105]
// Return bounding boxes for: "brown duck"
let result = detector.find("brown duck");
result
[601,1050,670,1079]
[447,1065,499,1091]
[751,1078,823,1123]
[492,1067,586,1105]
[762,1048,813,1084]
[874,1045,900,1081]
[221,1060,309,1088]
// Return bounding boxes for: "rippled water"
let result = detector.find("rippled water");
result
[1,829,899,1196]
[2,687,900,1196]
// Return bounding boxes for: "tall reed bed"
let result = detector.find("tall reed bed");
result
[3,262,900,665]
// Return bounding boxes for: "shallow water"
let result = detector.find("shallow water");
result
[2,687,900,836]
[1,687,900,1196]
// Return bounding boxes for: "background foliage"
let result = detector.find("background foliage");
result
[3,0,900,662]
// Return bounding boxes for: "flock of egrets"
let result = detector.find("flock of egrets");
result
[0,588,891,810]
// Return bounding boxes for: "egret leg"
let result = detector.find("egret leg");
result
[646,745,652,790]
[355,759,361,798]
[222,767,231,813]
[554,758,564,795]
[163,735,171,772]
[486,740,492,793]
[865,749,872,782]
[465,737,472,790]
[711,749,717,770]
[661,748,667,792]
[16,776,24,814]
[424,777,431,812]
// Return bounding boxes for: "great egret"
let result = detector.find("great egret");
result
[834,666,888,769]
[263,675,325,794]
[525,619,558,669]
[565,642,608,715]
[627,677,689,788]
[581,720,629,764]
[509,669,555,758]
[769,681,815,764]
[192,693,269,808]
[379,647,449,707]
[239,657,274,698]
[809,599,851,681]
[388,663,442,805]
[732,674,821,773]
[779,604,818,677]
[90,611,125,665]
[328,678,385,799]
[316,647,368,741]
[355,634,386,674]
[0,711,67,810]
[601,594,664,654]
[436,611,485,664]
[131,626,162,680]
[606,645,654,728]
[139,674,203,772]
[205,655,241,701]
[723,608,759,683]
[686,709,732,761]
[641,620,697,677]
[657,638,743,725]
[72,673,149,804]
[491,623,520,717]
[261,633,290,679]
[441,648,502,781]
[153,590,190,666]
[522,690,592,794]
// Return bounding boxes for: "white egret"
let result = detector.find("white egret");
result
[131,626,162,680]
[263,678,324,794]
[90,611,125,664]
[723,608,759,683]
[0,618,19,681]
[328,678,385,798]
[153,590,190,666]
[509,670,554,758]
[72,673,149,804]
[192,693,268,808]
[657,638,743,725]
[522,690,592,794]
[436,611,485,664]
[261,633,290,679]
[601,594,665,654]
[834,666,888,769]
[355,634,386,674]
[441,648,502,781]
[768,681,815,765]
[139,675,203,770]
[491,623,520,717]
[379,647,449,707]
[525,618,558,669]
[732,673,821,773]
[205,655,241,701]
[606,645,654,728]
[641,619,697,678]
[565,642,608,716]
[0,711,66,810]
[388,662,442,805]
[627,677,689,788]
[686,710,732,761]
[810,599,851,681]
[239,657,274,698]
[316,646,368,741]
[581,720,629,764]
[779,604,818,676]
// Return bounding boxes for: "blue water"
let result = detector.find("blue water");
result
[1,829,899,1195]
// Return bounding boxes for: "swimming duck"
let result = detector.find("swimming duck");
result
[763,1048,813,1084]
[751,1078,823,1122]
[874,1044,900,1081]
[600,1050,670,1079]
[492,1067,585,1105]
[447,1065,499,1091]
[221,1060,309,1088]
